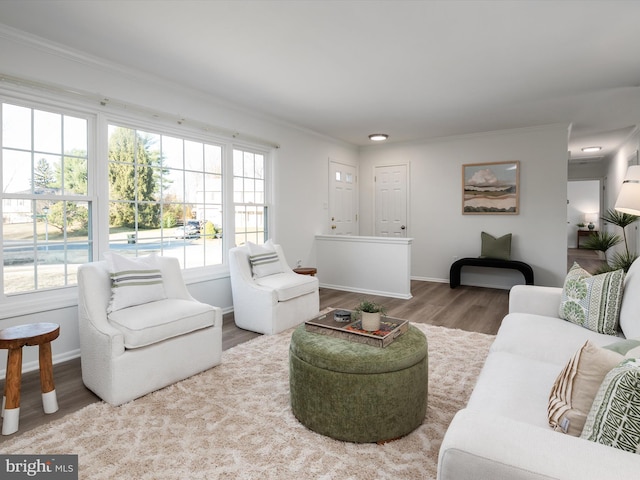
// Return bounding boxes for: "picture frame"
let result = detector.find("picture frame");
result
[462,161,519,214]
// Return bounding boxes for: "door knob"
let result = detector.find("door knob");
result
[401,225,406,230]
[331,225,337,230]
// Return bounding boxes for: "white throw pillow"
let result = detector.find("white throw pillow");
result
[247,240,284,278]
[104,252,166,313]
[619,257,640,338]
[548,340,624,436]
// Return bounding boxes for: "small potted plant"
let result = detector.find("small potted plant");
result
[354,299,387,331]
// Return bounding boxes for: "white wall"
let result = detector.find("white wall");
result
[358,125,570,289]
[0,27,571,374]
[0,29,358,373]
[568,161,606,181]
[315,235,412,298]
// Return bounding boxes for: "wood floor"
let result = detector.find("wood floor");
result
[567,247,607,273]
[5,249,600,443]
[0,280,510,442]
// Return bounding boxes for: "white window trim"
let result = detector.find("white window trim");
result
[0,83,275,318]
[230,143,273,245]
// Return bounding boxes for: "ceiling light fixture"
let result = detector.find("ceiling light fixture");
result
[581,146,602,153]
[369,134,389,141]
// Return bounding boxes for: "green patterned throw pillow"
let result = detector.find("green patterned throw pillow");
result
[603,338,640,355]
[581,358,640,453]
[559,263,625,335]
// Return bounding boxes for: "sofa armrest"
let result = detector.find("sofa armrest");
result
[508,284,562,317]
[438,409,640,480]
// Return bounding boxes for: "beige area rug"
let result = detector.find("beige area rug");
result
[2,324,494,479]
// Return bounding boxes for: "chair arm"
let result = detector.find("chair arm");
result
[232,272,278,305]
[77,263,125,357]
[438,409,640,480]
[508,284,562,317]
[211,305,223,328]
[78,308,125,358]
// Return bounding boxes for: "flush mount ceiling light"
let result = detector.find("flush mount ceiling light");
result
[581,146,602,153]
[368,134,389,141]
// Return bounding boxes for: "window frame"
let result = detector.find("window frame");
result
[232,145,272,246]
[0,88,274,318]
[104,118,226,272]
[1,97,97,297]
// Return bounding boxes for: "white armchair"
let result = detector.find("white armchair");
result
[229,243,319,335]
[77,255,222,406]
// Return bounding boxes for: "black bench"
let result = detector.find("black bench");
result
[449,257,534,288]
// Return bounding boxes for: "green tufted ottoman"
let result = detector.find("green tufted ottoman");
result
[289,323,428,443]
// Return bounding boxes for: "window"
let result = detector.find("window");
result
[1,102,91,295]
[0,91,271,299]
[233,148,267,245]
[107,124,223,269]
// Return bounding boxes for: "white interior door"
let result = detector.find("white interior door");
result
[375,164,408,237]
[329,160,357,235]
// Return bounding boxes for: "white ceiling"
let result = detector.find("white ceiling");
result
[1,0,640,160]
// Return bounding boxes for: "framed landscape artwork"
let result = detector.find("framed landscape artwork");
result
[462,161,520,214]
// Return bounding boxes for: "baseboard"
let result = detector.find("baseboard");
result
[410,276,511,290]
[410,276,448,284]
[319,283,413,300]
[0,349,81,379]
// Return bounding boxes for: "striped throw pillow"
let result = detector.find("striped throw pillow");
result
[559,262,625,335]
[581,358,640,453]
[105,252,166,313]
[247,240,284,278]
[548,340,624,436]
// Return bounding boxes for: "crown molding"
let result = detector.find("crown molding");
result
[0,24,356,150]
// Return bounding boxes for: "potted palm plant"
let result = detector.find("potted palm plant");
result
[583,208,639,272]
[354,299,387,331]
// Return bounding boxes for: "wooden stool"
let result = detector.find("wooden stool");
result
[0,322,60,435]
[293,267,317,276]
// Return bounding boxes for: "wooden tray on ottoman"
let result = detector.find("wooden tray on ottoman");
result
[304,308,409,348]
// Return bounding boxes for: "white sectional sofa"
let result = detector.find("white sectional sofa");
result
[438,259,640,480]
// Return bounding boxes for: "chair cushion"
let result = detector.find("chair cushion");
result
[255,272,318,301]
[108,298,215,348]
[491,313,622,366]
[466,351,560,429]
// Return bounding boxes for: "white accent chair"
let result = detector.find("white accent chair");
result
[229,244,319,335]
[77,256,222,406]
